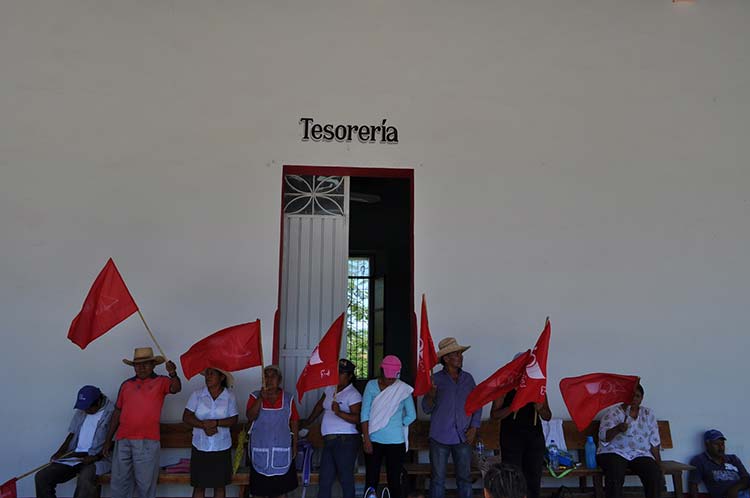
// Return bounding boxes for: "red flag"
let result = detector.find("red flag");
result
[0,479,16,498]
[180,320,263,380]
[414,294,439,397]
[509,318,551,412]
[464,350,531,416]
[560,373,640,431]
[296,313,345,402]
[67,258,139,349]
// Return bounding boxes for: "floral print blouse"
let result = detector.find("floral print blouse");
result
[597,404,661,460]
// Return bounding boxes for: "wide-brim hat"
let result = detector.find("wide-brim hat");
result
[437,337,470,358]
[123,347,165,366]
[201,367,235,388]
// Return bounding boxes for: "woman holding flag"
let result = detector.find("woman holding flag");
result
[596,384,662,498]
[300,359,362,498]
[361,355,416,498]
[246,365,299,498]
[491,388,551,498]
[182,367,239,498]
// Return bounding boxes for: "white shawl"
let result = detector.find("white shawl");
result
[368,379,413,450]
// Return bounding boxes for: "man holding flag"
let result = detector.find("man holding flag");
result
[421,337,481,498]
[102,348,181,498]
[490,320,552,498]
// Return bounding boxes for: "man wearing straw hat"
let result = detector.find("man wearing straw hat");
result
[34,385,115,498]
[422,338,481,498]
[103,347,181,498]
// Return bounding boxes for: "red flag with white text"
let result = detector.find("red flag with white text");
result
[296,313,345,402]
[67,258,139,349]
[559,373,640,431]
[180,320,263,380]
[414,294,438,397]
[509,318,551,412]
[464,350,531,416]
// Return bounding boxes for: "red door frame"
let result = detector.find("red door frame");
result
[273,165,415,375]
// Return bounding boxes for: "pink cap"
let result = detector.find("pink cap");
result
[381,355,402,378]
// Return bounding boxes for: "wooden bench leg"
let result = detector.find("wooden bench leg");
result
[671,472,684,498]
[579,476,587,493]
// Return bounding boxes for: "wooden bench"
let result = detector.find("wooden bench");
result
[402,419,501,491]
[97,423,252,497]
[542,420,693,498]
[97,419,692,498]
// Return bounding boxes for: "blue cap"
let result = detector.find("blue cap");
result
[74,385,101,410]
[704,429,726,441]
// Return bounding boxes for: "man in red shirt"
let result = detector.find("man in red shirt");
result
[103,348,181,498]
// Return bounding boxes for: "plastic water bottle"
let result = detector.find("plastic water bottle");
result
[585,435,597,469]
[548,439,560,470]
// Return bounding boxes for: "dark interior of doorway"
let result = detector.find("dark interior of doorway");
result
[349,176,413,384]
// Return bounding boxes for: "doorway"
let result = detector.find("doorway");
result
[274,165,414,412]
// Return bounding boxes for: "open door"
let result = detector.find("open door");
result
[275,166,414,414]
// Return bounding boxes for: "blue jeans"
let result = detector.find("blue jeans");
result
[319,434,361,498]
[429,439,473,498]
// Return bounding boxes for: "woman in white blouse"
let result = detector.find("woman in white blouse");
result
[183,367,239,498]
[597,384,662,498]
[301,359,362,498]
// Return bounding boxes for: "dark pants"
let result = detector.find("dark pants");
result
[365,442,405,498]
[501,432,546,498]
[319,434,361,498]
[35,463,98,498]
[429,439,473,498]
[597,453,662,498]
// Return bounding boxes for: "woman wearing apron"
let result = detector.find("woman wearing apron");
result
[246,365,299,498]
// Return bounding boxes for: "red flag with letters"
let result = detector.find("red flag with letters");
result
[0,479,17,498]
[67,258,139,349]
[296,313,345,402]
[464,350,530,416]
[509,318,551,412]
[180,320,263,380]
[414,294,438,397]
[560,373,640,431]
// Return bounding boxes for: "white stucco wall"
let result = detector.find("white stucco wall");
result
[1,0,749,496]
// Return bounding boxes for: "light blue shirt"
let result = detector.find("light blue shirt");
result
[360,379,416,444]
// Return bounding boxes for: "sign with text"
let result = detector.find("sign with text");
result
[300,117,398,144]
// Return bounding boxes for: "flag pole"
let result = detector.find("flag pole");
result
[333,313,346,404]
[258,319,266,391]
[137,310,167,360]
[16,452,74,481]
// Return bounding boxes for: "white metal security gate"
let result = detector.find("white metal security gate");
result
[278,175,349,415]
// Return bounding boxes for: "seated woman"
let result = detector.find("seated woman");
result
[246,365,299,498]
[597,384,662,498]
[301,359,362,498]
[361,355,416,498]
[182,367,239,498]
[483,462,528,498]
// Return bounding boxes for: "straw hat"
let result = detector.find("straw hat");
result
[201,367,235,388]
[123,347,165,366]
[436,337,470,358]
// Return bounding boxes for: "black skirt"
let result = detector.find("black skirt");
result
[248,459,298,497]
[190,446,233,488]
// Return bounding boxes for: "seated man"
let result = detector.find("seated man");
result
[689,430,750,498]
[35,385,115,498]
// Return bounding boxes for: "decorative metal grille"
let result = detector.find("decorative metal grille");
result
[346,257,371,379]
[283,175,345,216]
